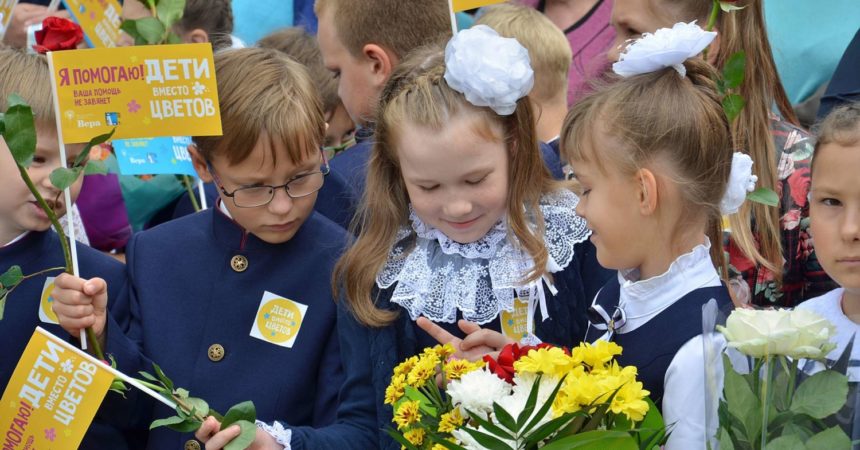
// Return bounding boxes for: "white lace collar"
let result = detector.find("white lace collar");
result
[377,188,590,325]
[616,237,721,333]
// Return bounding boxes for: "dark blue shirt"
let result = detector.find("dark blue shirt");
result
[0,230,131,449]
[101,208,347,449]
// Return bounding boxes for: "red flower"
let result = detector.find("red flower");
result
[483,342,555,383]
[32,17,84,54]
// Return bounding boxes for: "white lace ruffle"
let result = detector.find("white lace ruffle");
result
[377,189,590,325]
[256,420,292,449]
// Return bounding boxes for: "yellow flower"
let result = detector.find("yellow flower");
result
[514,347,574,377]
[438,408,464,433]
[572,341,623,371]
[385,374,406,405]
[407,356,438,387]
[444,359,483,382]
[394,400,422,430]
[425,343,457,361]
[403,428,426,447]
[394,356,419,378]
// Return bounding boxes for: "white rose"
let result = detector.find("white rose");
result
[446,368,513,420]
[717,309,836,359]
[612,21,717,78]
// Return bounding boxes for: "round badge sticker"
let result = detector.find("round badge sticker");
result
[39,278,59,324]
[255,297,304,345]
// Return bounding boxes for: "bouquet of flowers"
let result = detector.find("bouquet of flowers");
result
[386,341,666,450]
[715,308,852,449]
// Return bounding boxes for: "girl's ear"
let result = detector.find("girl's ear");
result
[188,144,213,183]
[636,168,659,215]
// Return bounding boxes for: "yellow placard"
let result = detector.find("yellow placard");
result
[39,277,59,324]
[0,327,113,450]
[0,0,19,38]
[450,0,505,12]
[63,0,123,48]
[48,43,222,143]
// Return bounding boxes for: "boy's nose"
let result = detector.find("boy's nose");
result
[268,187,294,215]
[841,207,860,242]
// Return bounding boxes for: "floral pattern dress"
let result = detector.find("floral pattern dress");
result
[725,115,838,307]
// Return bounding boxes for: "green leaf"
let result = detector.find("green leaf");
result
[747,188,779,207]
[790,370,849,419]
[723,353,760,441]
[8,93,28,108]
[0,265,23,289]
[722,51,746,90]
[152,363,174,391]
[385,427,420,450]
[426,431,469,450]
[84,161,109,175]
[156,0,185,29]
[74,128,115,167]
[3,101,37,167]
[166,418,203,433]
[723,94,746,122]
[121,17,165,45]
[720,2,746,12]
[50,167,83,190]
[0,113,5,135]
[523,412,578,446]
[150,415,186,430]
[493,401,517,432]
[174,388,190,399]
[166,33,183,44]
[220,401,257,429]
[464,408,514,440]
[404,386,437,416]
[516,373,541,430]
[805,426,851,449]
[138,371,162,386]
[763,434,805,450]
[539,430,638,450]
[522,375,567,435]
[184,397,209,418]
[460,425,515,450]
[717,428,735,450]
[223,420,257,450]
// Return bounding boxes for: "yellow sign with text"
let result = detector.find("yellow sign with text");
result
[0,0,18,38]
[48,43,222,143]
[450,0,505,12]
[63,0,123,48]
[501,297,532,342]
[0,327,113,450]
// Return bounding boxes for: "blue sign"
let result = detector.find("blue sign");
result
[114,136,197,176]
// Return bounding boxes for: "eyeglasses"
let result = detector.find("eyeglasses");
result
[209,151,330,208]
[322,136,356,160]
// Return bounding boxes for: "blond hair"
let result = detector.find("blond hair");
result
[812,102,860,175]
[0,48,54,125]
[314,0,451,60]
[663,0,798,284]
[561,58,733,272]
[476,3,571,103]
[193,48,325,166]
[333,44,557,327]
[178,0,234,51]
[257,27,339,113]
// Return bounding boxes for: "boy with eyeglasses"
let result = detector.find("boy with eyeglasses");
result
[50,48,348,450]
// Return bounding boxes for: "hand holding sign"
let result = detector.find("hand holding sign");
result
[50,273,109,343]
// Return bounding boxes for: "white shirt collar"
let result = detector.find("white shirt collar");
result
[218,199,233,219]
[616,237,721,333]
[3,232,30,248]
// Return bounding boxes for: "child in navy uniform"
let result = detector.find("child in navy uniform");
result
[51,48,347,450]
[566,26,743,449]
[0,48,131,450]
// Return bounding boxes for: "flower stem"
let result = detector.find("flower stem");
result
[760,357,774,450]
[706,0,720,31]
[16,164,105,361]
[181,175,201,212]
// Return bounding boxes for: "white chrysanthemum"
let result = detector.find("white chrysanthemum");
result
[444,24,534,115]
[612,21,717,78]
[721,152,758,214]
[446,368,512,419]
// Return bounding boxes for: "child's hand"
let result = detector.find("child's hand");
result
[416,317,514,361]
[195,416,284,450]
[50,273,109,339]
